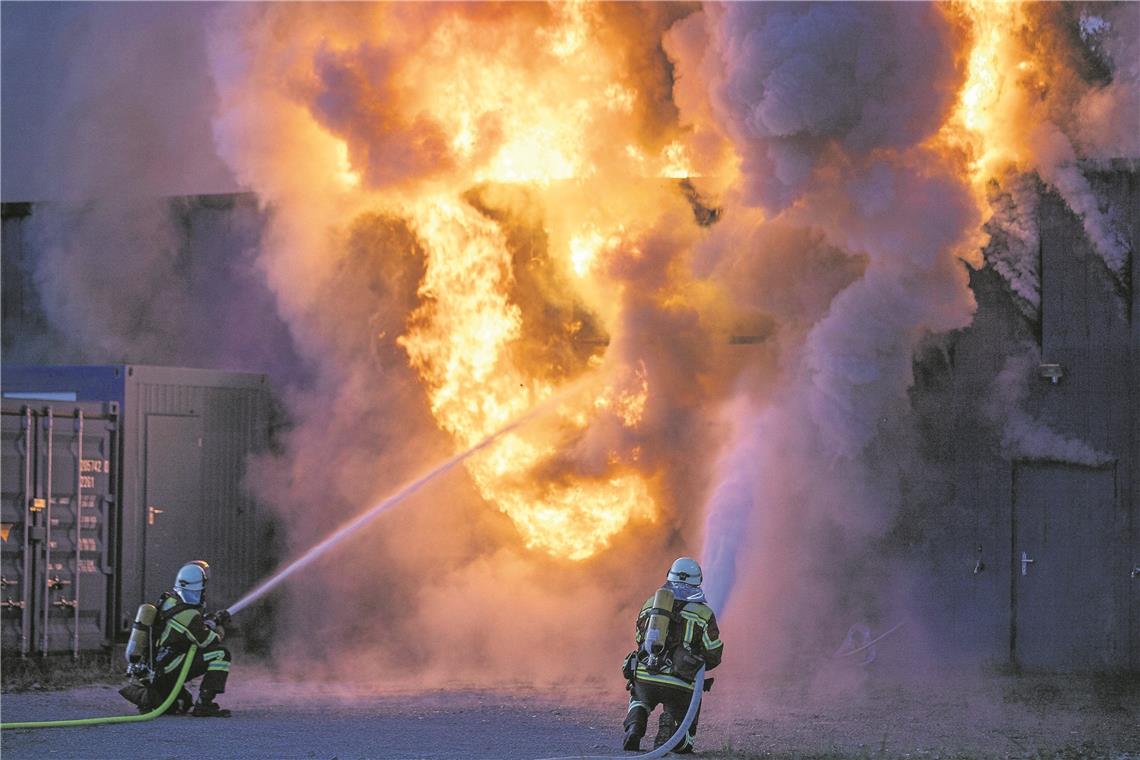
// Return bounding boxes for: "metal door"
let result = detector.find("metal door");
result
[144,415,202,603]
[1132,519,1140,671]
[1,407,36,654]
[1011,462,1120,670]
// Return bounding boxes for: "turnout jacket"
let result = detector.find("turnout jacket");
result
[154,593,222,676]
[633,587,723,691]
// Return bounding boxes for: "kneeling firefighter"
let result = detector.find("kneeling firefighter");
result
[621,557,723,754]
[119,560,233,717]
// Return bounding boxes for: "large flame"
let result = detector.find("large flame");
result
[382,4,679,560]
[934,1,1036,195]
[923,0,1042,269]
[396,196,653,560]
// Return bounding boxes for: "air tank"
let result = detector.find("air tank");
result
[124,603,157,664]
[642,587,675,669]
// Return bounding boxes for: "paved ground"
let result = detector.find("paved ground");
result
[2,666,1138,759]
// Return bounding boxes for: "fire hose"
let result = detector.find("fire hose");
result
[0,645,198,730]
[533,666,705,760]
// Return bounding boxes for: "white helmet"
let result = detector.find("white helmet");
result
[174,560,210,606]
[667,556,702,587]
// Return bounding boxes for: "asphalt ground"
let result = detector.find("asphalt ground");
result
[2,667,1138,759]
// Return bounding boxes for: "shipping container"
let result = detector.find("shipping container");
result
[1,365,275,654]
[1,401,117,656]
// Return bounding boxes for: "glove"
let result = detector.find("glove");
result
[621,651,638,681]
[203,618,226,642]
[206,610,231,627]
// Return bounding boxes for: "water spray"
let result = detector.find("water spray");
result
[226,381,585,617]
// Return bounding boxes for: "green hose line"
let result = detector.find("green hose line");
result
[1,645,198,730]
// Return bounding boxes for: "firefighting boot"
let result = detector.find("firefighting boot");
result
[165,687,193,715]
[191,689,232,717]
[622,725,642,752]
[653,712,677,750]
[121,682,164,714]
[673,733,695,754]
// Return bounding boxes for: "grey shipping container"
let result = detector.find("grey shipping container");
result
[1,401,117,656]
[2,365,275,654]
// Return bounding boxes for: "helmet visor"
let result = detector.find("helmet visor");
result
[177,587,203,606]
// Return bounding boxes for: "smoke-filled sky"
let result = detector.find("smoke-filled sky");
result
[3,2,1137,692]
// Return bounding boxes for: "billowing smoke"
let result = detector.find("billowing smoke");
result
[2,3,298,377]
[664,2,979,678]
[989,346,1114,467]
[666,0,1135,683]
[983,173,1042,321]
[1028,3,1136,282]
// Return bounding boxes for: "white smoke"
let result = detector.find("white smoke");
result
[677,3,963,210]
[988,347,1115,467]
[664,3,981,675]
[983,172,1041,322]
[1074,5,1140,161]
[2,3,233,201]
[1030,123,1132,281]
[1017,3,1137,287]
[2,4,302,375]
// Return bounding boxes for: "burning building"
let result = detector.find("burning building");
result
[2,1,1137,680]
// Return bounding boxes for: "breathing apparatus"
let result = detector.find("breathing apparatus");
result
[641,586,675,671]
[123,602,158,681]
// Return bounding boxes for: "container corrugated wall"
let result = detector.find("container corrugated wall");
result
[0,400,117,656]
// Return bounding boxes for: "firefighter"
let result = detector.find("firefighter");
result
[151,560,233,717]
[621,557,723,754]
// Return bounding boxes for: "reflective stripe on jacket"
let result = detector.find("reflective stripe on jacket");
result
[156,594,219,673]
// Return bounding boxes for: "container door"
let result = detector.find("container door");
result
[62,411,116,652]
[1132,518,1140,671]
[41,409,117,654]
[1012,462,1120,670]
[144,415,202,603]
[0,407,36,655]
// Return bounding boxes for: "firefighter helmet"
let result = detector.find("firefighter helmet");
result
[174,560,210,605]
[667,556,702,587]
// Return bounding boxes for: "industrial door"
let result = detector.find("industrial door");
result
[144,415,203,602]
[1011,462,1121,671]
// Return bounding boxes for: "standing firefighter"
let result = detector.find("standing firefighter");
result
[621,557,723,754]
[120,560,233,717]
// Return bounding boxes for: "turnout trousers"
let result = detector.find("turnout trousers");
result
[157,642,231,696]
[622,679,701,753]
